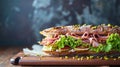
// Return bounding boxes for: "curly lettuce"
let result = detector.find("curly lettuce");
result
[106,33,120,51]
[55,35,83,49]
[90,43,112,53]
[90,33,120,53]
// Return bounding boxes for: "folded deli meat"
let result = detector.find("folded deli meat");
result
[39,24,120,56]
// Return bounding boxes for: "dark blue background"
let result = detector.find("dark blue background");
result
[0,0,120,46]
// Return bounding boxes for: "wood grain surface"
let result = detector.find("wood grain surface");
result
[11,52,120,66]
[0,46,23,67]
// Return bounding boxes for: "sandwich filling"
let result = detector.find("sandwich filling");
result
[39,24,120,53]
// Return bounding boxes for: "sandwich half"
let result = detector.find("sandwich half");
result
[39,24,120,56]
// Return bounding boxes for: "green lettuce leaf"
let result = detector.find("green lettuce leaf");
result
[55,35,83,49]
[106,33,120,51]
[90,33,120,53]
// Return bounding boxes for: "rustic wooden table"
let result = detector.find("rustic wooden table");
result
[0,46,21,67]
[0,46,117,67]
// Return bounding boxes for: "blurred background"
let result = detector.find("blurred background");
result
[0,0,120,46]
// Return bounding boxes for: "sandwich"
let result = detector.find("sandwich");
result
[39,24,120,56]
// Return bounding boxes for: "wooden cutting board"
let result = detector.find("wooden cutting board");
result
[10,52,120,66]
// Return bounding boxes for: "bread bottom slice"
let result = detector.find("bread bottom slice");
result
[44,50,96,56]
[43,50,120,56]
